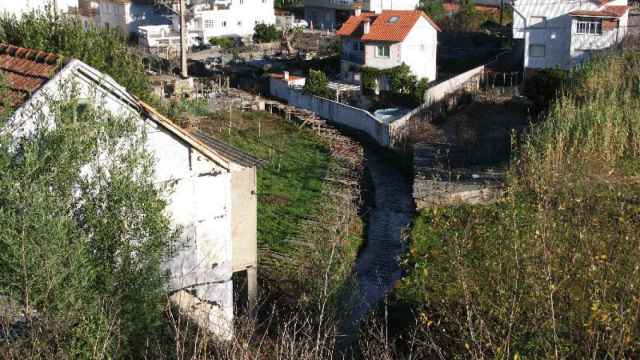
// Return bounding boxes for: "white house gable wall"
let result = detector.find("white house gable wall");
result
[400,16,438,81]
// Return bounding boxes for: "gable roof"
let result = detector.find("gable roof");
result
[0,44,66,113]
[0,43,260,170]
[337,10,441,43]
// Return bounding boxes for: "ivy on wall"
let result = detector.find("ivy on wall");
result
[360,63,429,108]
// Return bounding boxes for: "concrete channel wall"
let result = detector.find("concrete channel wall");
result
[270,78,390,146]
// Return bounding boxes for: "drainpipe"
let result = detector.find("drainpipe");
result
[510,0,528,78]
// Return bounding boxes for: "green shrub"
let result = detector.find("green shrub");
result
[0,97,176,357]
[209,36,235,49]
[304,69,331,98]
[253,23,280,43]
[0,10,151,100]
[523,68,568,118]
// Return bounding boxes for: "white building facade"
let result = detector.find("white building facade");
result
[337,10,439,83]
[180,0,276,40]
[0,0,77,16]
[1,43,260,338]
[513,0,630,70]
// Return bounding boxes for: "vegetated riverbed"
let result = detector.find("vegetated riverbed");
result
[338,145,415,348]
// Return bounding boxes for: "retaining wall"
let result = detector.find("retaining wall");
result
[270,78,390,146]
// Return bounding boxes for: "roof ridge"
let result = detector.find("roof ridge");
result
[0,44,62,66]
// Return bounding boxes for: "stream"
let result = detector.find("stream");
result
[338,145,415,348]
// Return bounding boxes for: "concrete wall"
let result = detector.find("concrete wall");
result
[364,41,402,69]
[270,78,390,146]
[6,60,235,339]
[231,166,258,272]
[422,64,485,105]
[365,0,419,13]
[513,0,628,69]
[400,16,438,81]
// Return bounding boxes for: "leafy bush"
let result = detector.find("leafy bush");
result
[398,50,640,358]
[0,96,176,357]
[0,10,151,100]
[362,64,429,107]
[304,69,331,98]
[523,68,568,117]
[253,23,280,44]
[209,36,235,49]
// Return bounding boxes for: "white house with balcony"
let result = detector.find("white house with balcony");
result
[138,25,200,59]
[337,9,440,86]
[513,0,630,70]
[177,0,276,40]
[305,0,419,31]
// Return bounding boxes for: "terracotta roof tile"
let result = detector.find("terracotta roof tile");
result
[337,10,440,43]
[0,43,65,113]
[570,5,629,18]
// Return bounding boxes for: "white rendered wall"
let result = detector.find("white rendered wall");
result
[513,0,628,69]
[6,60,235,338]
[0,0,76,16]
[400,17,438,81]
[364,0,419,13]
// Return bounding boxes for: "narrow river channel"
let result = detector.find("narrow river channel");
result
[339,145,415,348]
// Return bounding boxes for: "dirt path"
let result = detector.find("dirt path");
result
[338,145,414,348]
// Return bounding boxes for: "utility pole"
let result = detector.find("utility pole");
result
[179,0,189,79]
[500,0,505,25]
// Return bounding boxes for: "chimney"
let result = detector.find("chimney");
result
[283,71,290,81]
[354,7,361,16]
[363,18,370,34]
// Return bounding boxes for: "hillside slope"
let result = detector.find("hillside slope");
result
[398,51,640,358]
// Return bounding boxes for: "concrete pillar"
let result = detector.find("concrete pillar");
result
[246,266,257,311]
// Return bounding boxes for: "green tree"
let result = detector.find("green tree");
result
[418,0,447,23]
[0,96,177,357]
[304,69,331,98]
[0,10,151,100]
[253,23,280,43]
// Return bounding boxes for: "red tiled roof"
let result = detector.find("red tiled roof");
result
[570,5,629,18]
[337,10,441,43]
[269,72,305,82]
[0,44,65,113]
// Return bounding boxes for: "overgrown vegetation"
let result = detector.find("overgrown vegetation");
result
[304,69,331,98]
[362,64,429,107]
[0,97,176,358]
[523,67,568,118]
[395,50,640,358]
[253,23,280,44]
[208,36,235,49]
[0,10,151,100]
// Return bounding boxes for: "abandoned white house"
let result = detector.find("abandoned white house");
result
[337,9,440,86]
[304,0,419,31]
[512,0,630,70]
[0,43,261,338]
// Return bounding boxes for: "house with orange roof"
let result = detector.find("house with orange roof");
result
[513,0,630,69]
[0,43,262,339]
[337,9,440,86]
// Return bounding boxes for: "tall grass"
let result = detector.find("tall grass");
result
[398,50,640,359]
